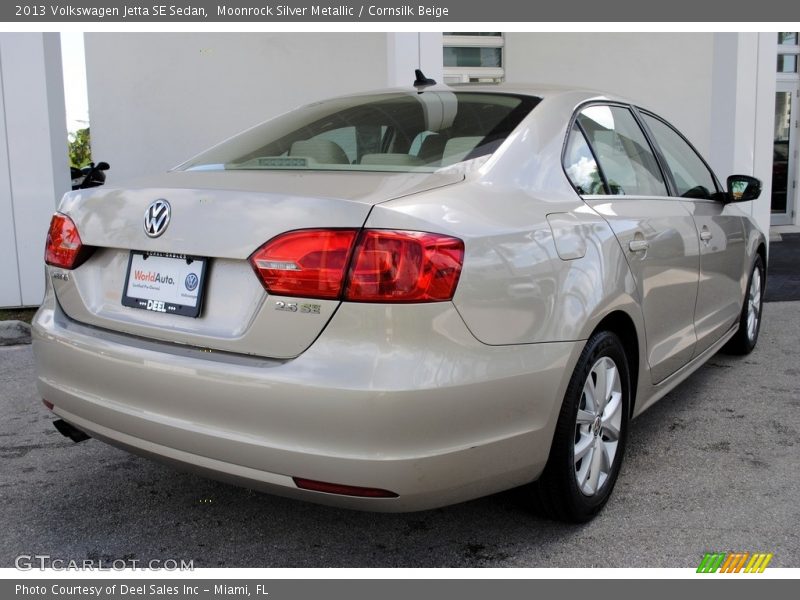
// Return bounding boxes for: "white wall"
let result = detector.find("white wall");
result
[84,32,774,238]
[504,33,716,155]
[387,32,443,87]
[504,32,773,238]
[709,33,775,235]
[0,33,69,308]
[85,33,390,183]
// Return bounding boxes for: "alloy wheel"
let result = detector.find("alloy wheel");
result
[574,357,623,496]
[747,266,762,343]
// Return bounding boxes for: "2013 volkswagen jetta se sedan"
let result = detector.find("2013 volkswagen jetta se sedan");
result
[33,84,766,522]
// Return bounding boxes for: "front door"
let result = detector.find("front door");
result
[638,112,747,356]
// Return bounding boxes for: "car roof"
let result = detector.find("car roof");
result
[327,83,634,109]
[435,82,605,96]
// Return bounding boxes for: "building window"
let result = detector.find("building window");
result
[777,32,799,76]
[442,33,504,84]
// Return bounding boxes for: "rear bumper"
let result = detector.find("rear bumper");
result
[32,288,580,511]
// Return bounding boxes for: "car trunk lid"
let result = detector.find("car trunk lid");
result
[52,170,462,359]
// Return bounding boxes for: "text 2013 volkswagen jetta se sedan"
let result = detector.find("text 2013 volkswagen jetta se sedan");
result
[33,84,766,522]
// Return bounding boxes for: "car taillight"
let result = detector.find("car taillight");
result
[345,230,464,302]
[250,229,464,303]
[45,213,86,269]
[250,229,358,300]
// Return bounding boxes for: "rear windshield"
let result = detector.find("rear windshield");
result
[179,91,539,173]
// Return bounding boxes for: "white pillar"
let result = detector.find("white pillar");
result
[709,32,776,239]
[0,33,69,307]
[753,33,780,232]
[386,33,444,88]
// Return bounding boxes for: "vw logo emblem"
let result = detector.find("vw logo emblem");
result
[185,273,199,292]
[144,199,171,238]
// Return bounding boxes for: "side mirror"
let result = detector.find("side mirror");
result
[726,175,761,203]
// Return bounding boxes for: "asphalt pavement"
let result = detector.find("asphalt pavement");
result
[1,300,798,568]
[766,232,800,302]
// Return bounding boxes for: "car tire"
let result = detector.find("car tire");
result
[722,255,765,355]
[531,331,630,523]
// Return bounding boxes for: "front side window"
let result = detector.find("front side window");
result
[640,113,718,200]
[576,105,667,197]
[180,92,538,173]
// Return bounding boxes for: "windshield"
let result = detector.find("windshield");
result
[179,91,539,173]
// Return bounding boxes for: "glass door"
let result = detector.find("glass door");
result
[773,33,799,226]
[772,82,798,225]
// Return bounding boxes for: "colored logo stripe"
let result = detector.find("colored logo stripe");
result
[697,553,726,573]
[697,552,773,573]
[744,553,773,573]
[720,553,749,573]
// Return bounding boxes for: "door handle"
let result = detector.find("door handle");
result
[700,230,713,242]
[628,240,649,252]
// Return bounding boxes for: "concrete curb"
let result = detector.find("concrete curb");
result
[0,320,32,346]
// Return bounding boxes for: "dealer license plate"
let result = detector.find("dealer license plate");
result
[122,251,208,318]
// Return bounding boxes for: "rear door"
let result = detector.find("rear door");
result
[565,104,700,383]
[638,111,747,356]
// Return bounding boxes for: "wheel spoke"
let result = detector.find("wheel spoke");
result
[574,434,593,463]
[598,439,611,473]
[602,391,622,421]
[602,418,620,442]
[585,438,603,494]
[576,409,595,425]
[593,363,609,412]
[576,448,592,490]
[581,379,596,413]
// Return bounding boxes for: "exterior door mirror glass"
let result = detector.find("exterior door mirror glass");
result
[726,175,762,202]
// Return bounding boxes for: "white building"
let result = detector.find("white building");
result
[0,32,797,308]
[0,33,70,308]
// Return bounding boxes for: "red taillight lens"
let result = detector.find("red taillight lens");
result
[45,213,84,269]
[249,229,358,300]
[345,230,464,302]
[250,228,464,303]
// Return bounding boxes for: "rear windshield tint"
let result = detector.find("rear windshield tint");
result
[179,92,539,173]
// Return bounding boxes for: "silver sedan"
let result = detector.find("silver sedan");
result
[33,84,766,521]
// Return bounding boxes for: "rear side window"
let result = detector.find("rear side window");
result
[640,113,718,199]
[564,123,606,195]
[576,105,667,197]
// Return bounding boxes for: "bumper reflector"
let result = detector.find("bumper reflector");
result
[293,477,398,498]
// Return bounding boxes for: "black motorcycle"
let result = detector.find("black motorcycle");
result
[71,161,110,190]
